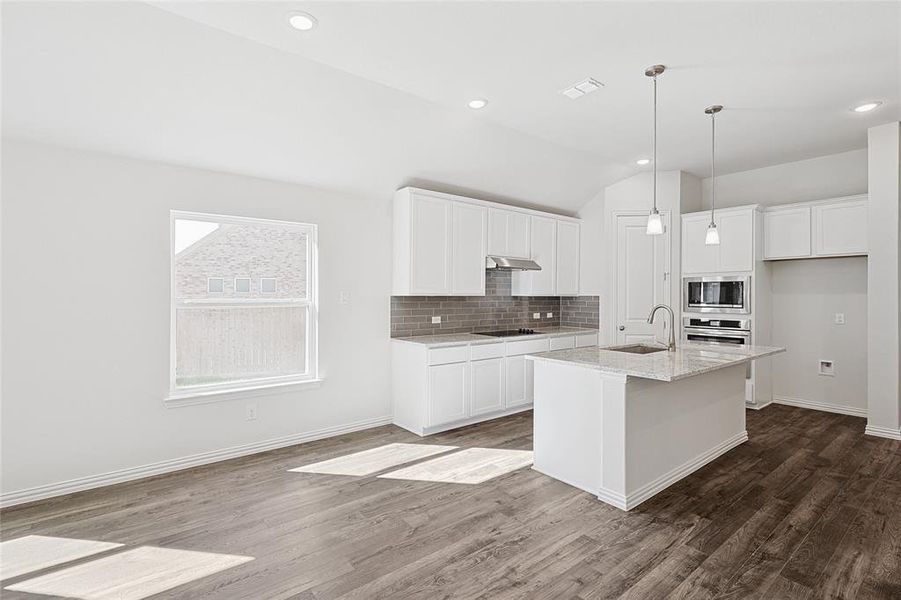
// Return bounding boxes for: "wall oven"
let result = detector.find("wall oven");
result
[682,317,751,346]
[683,276,750,314]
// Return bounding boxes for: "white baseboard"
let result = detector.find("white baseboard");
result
[0,415,393,509]
[772,395,867,418]
[745,399,773,411]
[865,424,901,440]
[618,430,749,511]
[544,430,748,512]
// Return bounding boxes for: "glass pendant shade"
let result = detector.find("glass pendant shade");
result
[646,209,664,235]
[705,222,720,245]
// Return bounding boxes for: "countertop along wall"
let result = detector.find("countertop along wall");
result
[1,140,394,504]
[701,149,869,416]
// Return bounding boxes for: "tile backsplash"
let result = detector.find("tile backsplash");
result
[391,270,599,337]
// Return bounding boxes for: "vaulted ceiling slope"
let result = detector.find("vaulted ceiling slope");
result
[3,2,899,213]
[1,2,605,213]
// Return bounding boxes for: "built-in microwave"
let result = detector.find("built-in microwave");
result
[683,276,750,314]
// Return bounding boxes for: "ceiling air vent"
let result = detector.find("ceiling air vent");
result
[561,77,604,99]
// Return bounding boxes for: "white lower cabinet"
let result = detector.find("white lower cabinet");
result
[471,357,504,416]
[505,354,527,408]
[427,361,468,428]
[392,335,566,435]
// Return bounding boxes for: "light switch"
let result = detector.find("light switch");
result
[834,313,845,325]
[431,316,441,324]
[533,313,541,319]
[546,312,553,318]
[339,291,350,305]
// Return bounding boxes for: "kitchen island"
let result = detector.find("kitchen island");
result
[526,342,784,510]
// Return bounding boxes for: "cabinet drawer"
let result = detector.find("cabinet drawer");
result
[470,342,505,360]
[549,336,575,351]
[575,333,598,347]
[505,338,550,356]
[428,345,469,365]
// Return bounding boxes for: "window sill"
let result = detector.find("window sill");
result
[165,378,323,408]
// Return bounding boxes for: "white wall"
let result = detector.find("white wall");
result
[769,258,868,415]
[1,140,393,502]
[701,149,867,209]
[866,122,901,438]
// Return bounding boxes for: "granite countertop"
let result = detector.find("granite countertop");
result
[391,326,600,348]
[526,342,785,382]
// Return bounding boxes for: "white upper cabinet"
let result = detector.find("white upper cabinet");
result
[451,202,488,295]
[408,193,453,294]
[682,206,756,274]
[764,206,811,260]
[513,216,558,295]
[812,198,868,256]
[763,195,867,261]
[718,210,754,272]
[394,187,580,296]
[682,215,719,274]
[487,209,530,258]
[555,221,580,295]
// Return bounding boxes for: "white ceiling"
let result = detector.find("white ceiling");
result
[3,2,898,213]
[157,1,900,178]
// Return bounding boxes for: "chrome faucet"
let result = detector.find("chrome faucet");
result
[647,304,676,352]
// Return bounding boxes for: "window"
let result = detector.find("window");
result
[170,211,318,398]
[207,278,224,293]
[260,278,277,294]
[234,277,251,294]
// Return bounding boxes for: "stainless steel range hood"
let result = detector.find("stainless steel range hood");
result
[486,256,542,271]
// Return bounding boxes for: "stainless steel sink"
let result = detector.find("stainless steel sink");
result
[607,344,669,355]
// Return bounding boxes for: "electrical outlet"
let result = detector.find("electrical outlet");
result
[818,360,835,376]
[834,313,845,325]
[339,291,350,305]
[533,312,541,319]
[246,404,258,420]
[431,316,441,324]
[546,312,553,318]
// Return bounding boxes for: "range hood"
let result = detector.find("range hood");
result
[486,256,542,271]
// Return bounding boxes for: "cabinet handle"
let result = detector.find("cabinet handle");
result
[618,325,625,331]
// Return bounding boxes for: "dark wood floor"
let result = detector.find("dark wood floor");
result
[2,405,900,599]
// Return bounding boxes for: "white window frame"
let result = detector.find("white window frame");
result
[207,277,225,294]
[234,277,252,294]
[260,277,278,294]
[167,210,320,406]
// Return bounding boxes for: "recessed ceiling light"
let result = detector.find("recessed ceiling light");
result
[468,99,488,110]
[636,158,651,166]
[288,12,317,31]
[853,101,882,113]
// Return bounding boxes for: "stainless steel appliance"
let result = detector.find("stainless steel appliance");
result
[683,276,750,314]
[681,317,750,346]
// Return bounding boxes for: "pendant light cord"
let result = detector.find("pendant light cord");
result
[710,109,716,225]
[652,74,658,212]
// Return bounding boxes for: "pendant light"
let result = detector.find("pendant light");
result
[645,65,665,235]
[704,105,723,245]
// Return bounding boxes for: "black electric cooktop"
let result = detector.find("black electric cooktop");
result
[475,328,537,337]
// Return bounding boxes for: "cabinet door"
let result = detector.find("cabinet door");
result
[555,221,580,295]
[682,216,719,274]
[505,355,527,408]
[718,210,754,272]
[487,208,509,256]
[529,216,557,295]
[428,362,468,427]
[507,212,531,259]
[410,194,452,294]
[471,358,504,416]
[764,207,811,259]
[452,203,487,295]
[813,199,867,256]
